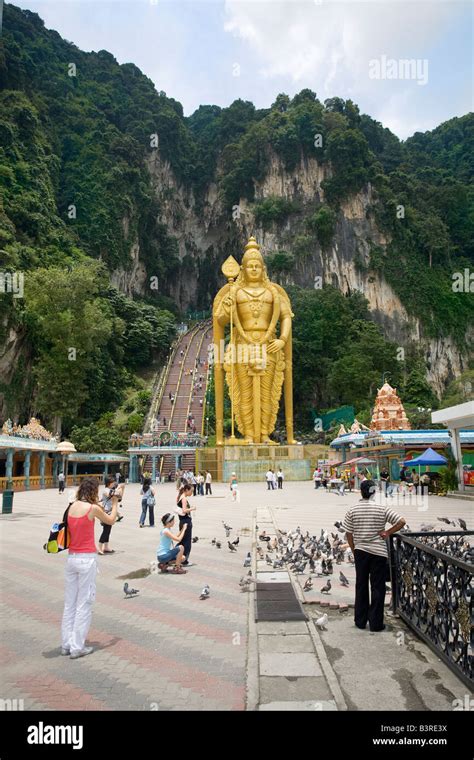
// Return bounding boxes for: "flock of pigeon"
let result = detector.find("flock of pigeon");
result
[124,515,471,601]
[413,517,473,564]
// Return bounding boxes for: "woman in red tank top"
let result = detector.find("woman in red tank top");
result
[61,478,117,660]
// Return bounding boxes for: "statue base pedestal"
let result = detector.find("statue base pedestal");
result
[196,443,330,483]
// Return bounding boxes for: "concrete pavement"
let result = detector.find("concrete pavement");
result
[0,481,471,710]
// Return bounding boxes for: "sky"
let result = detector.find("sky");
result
[8,0,474,139]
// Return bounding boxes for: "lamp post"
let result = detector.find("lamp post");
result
[56,440,77,486]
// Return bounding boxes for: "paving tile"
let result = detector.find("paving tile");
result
[259,676,332,702]
[260,652,322,677]
[258,635,314,654]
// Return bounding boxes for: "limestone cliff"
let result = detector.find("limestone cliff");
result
[137,148,469,396]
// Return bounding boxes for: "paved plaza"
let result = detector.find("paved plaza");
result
[0,482,472,711]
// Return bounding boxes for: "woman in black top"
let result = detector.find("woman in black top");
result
[176,484,195,567]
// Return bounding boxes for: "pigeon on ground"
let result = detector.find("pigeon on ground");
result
[192,536,199,543]
[123,582,139,598]
[243,552,251,567]
[339,571,349,587]
[321,580,332,594]
[458,518,468,531]
[211,537,216,545]
[199,584,210,600]
[239,576,256,591]
[315,612,328,631]
[265,554,273,565]
[223,522,232,532]
[232,536,240,546]
[303,578,313,592]
[420,524,435,532]
[437,517,453,525]
[228,541,237,552]
[216,541,222,549]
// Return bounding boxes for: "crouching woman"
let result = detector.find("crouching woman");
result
[157,513,188,574]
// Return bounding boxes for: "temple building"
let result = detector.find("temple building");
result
[370,382,411,431]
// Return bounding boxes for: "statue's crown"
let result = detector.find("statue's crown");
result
[242,236,263,263]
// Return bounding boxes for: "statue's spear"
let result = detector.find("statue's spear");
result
[221,255,241,444]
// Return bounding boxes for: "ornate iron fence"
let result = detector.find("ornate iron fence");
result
[390,531,473,689]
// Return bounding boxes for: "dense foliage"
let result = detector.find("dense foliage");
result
[1,5,472,440]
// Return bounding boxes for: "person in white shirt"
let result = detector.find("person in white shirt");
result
[266,470,274,490]
[277,469,284,489]
[313,467,322,489]
[272,470,277,489]
[205,471,212,495]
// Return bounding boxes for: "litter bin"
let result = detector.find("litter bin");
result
[2,490,14,514]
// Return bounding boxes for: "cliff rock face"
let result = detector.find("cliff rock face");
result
[139,149,468,395]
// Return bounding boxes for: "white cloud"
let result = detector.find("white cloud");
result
[223,0,467,137]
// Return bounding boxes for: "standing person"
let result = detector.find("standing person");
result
[380,467,390,497]
[139,477,156,528]
[61,477,117,659]
[98,476,124,555]
[229,472,238,502]
[115,470,121,485]
[205,470,212,495]
[157,514,187,574]
[343,480,405,632]
[313,467,321,489]
[190,471,197,496]
[412,469,420,495]
[176,484,195,567]
[58,471,66,493]
[277,468,284,489]
[272,469,277,490]
[420,471,430,496]
[405,468,413,494]
[198,472,205,495]
[266,469,274,490]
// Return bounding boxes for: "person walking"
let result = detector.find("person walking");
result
[176,484,195,567]
[229,472,238,502]
[139,477,156,527]
[343,480,405,632]
[412,469,420,495]
[61,477,117,659]
[205,470,212,495]
[266,469,274,490]
[277,468,284,489]
[98,476,124,555]
[157,513,187,574]
[58,471,65,493]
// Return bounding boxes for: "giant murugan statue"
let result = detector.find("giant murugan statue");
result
[213,237,295,445]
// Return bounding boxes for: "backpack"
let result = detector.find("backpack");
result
[146,491,156,508]
[44,505,71,554]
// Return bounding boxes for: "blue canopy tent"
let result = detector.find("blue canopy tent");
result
[403,447,448,467]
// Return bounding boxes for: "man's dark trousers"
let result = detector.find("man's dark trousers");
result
[354,549,387,631]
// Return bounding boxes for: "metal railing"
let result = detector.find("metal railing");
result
[390,531,473,689]
[0,473,102,492]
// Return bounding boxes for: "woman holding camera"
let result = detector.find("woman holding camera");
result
[61,477,117,659]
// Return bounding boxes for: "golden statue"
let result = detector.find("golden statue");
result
[213,236,295,445]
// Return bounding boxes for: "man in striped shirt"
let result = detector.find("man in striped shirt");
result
[343,480,405,632]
